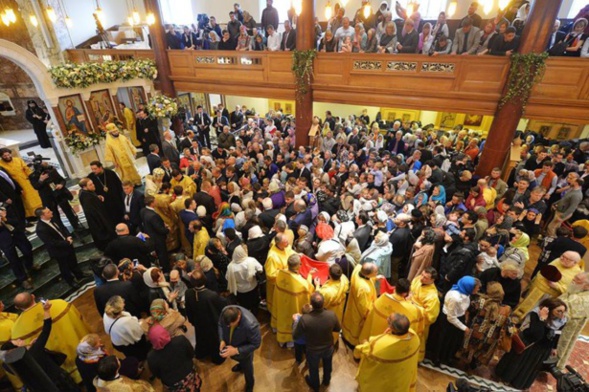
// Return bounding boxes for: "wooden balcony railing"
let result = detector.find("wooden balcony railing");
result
[65,48,589,123]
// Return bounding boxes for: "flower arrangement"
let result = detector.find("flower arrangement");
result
[64,131,105,154]
[146,94,178,119]
[49,59,157,89]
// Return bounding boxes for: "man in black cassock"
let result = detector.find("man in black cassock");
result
[88,160,125,225]
[136,109,161,153]
[78,177,116,250]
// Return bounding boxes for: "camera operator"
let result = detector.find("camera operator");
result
[30,160,81,232]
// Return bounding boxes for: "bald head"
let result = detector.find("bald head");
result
[361,262,378,278]
[14,292,35,311]
[115,223,130,235]
[387,313,410,335]
[287,254,301,272]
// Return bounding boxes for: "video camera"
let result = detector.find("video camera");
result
[27,152,51,174]
[544,358,589,392]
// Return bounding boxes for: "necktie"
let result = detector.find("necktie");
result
[47,221,65,239]
[0,170,15,189]
[126,194,131,206]
[463,32,469,53]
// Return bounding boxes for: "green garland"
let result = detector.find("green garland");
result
[292,49,316,102]
[49,59,157,89]
[499,52,548,113]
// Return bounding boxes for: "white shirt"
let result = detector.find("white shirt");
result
[267,32,282,51]
[226,257,263,293]
[442,290,471,331]
[103,312,144,346]
[315,239,346,265]
[334,26,354,48]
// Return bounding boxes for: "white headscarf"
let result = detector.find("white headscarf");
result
[226,245,259,295]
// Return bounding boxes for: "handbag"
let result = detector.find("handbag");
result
[511,331,534,354]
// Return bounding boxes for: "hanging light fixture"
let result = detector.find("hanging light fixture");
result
[363,3,371,19]
[325,0,333,20]
[146,12,155,25]
[483,0,493,15]
[406,0,416,17]
[5,7,16,23]
[131,0,140,24]
[30,14,38,27]
[94,0,105,25]
[46,6,57,22]
[498,0,510,10]
[340,0,348,7]
[58,0,72,28]
[292,0,302,16]
[447,1,457,18]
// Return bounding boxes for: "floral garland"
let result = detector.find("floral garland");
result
[146,94,178,119]
[64,131,105,154]
[49,59,157,89]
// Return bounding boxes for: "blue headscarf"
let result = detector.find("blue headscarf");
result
[430,185,446,205]
[222,218,236,232]
[451,276,477,296]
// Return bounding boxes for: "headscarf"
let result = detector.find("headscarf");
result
[510,231,530,261]
[227,244,258,295]
[76,341,106,363]
[196,255,214,272]
[316,222,334,240]
[432,213,447,228]
[149,299,167,323]
[222,218,236,232]
[430,185,446,204]
[213,202,233,220]
[373,231,389,247]
[148,324,171,350]
[482,281,505,321]
[248,225,264,239]
[451,276,477,296]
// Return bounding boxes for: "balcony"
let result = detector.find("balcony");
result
[65,49,589,123]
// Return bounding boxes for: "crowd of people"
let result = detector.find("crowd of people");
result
[0,98,589,392]
[162,0,589,57]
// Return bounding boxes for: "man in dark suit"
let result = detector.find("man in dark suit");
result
[93,263,144,317]
[0,168,25,223]
[354,212,372,252]
[194,180,216,216]
[140,195,170,272]
[259,198,280,231]
[280,20,296,51]
[162,131,180,168]
[213,110,230,136]
[147,144,162,174]
[295,160,312,186]
[194,105,212,149]
[122,181,144,234]
[35,207,86,287]
[165,24,184,49]
[104,223,154,269]
[0,206,34,289]
[230,106,244,131]
[136,109,161,154]
[396,19,419,53]
[547,20,566,51]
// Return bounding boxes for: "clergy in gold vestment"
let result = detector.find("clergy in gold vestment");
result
[170,191,192,257]
[358,278,425,346]
[120,103,139,147]
[11,293,89,383]
[342,263,378,346]
[410,268,440,361]
[354,313,420,392]
[170,172,197,197]
[318,264,350,342]
[153,193,180,252]
[513,252,583,320]
[192,220,210,257]
[272,254,315,345]
[557,272,589,369]
[266,233,295,328]
[0,149,42,218]
[0,303,22,390]
[104,123,142,186]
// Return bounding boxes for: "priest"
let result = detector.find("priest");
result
[0,148,42,218]
[266,233,295,329]
[0,301,22,390]
[358,278,425,346]
[103,123,141,186]
[272,254,315,347]
[88,160,125,224]
[354,313,420,392]
[317,264,349,343]
[513,251,583,320]
[11,293,89,383]
[410,267,440,361]
[78,178,116,250]
[342,263,378,346]
[557,272,589,369]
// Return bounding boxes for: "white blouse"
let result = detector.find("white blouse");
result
[103,312,144,346]
[442,290,471,331]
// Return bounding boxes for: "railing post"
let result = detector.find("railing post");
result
[475,0,563,177]
[294,0,315,147]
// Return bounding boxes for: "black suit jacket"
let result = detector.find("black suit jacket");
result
[94,279,143,317]
[354,225,372,252]
[194,191,216,216]
[140,208,169,241]
[147,153,162,174]
[162,140,180,167]
[281,29,296,51]
[0,169,25,222]
[195,113,212,131]
[104,235,154,268]
[124,190,145,231]
[36,219,73,258]
[296,167,312,186]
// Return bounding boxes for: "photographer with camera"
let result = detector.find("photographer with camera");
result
[30,159,81,233]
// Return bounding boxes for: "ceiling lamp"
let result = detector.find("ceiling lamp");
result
[65,15,72,27]
[340,0,348,7]
[447,1,457,18]
[30,14,38,27]
[483,0,493,15]
[363,4,371,19]
[499,0,510,10]
[5,7,16,23]
[46,6,56,22]
[146,12,155,25]
[132,10,140,24]
[292,0,302,16]
[325,0,333,20]
[1,12,10,26]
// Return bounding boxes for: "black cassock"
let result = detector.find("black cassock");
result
[184,287,227,364]
[88,169,125,224]
[25,106,51,148]
[78,190,116,250]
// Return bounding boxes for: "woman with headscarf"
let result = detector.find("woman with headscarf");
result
[103,296,150,362]
[407,228,436,281]
[360,231,393,279]
[246,225,270,264]
[25,100,51,148]
[226,244,263,313]
[315,221,346,265]
[496,298,568,390]
[76,333,140,392]
[194,254,221,293]
[458,282,512,368]
[427,276,481,366]
[143,267,180,309]
[429,184,447,206]
[294,224,315,258]
[147,324,201,392]
[140,299,186,338]
[509,228,530,263]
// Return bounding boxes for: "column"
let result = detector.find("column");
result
[143,0,176,97]
[475,0,562,177]
[294,0,315,147]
